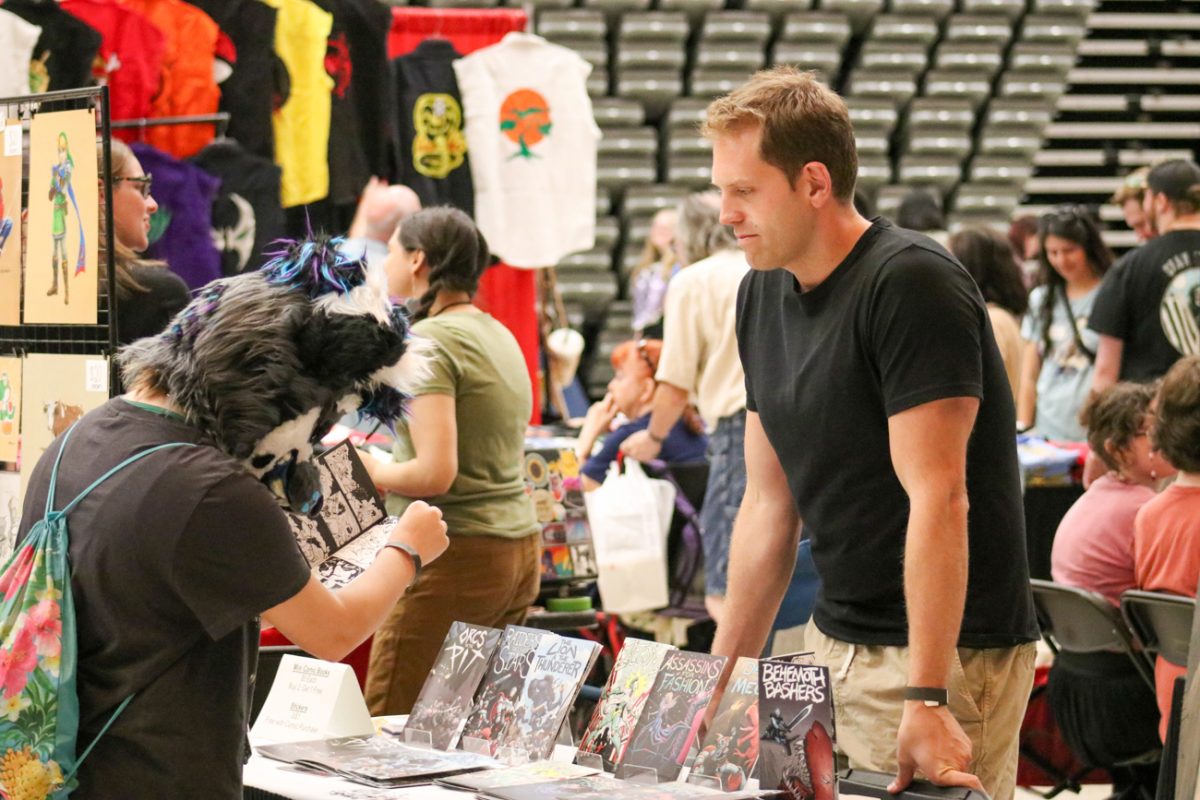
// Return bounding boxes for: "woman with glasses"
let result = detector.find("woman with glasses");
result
[362,206,542,717]
[1017,207,1114,441]
[576,339,707,491]
[102,139,190,346]
[1047,382,1171,796]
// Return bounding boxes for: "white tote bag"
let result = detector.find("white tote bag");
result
[583,459,676,613]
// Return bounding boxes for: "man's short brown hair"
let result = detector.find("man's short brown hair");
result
[1110,167,1149,206]
[702,67,858,203]
[1152,356,1200,473]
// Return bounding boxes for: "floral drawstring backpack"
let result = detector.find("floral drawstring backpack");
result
[0,426,192,799]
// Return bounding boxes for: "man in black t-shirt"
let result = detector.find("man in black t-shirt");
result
[704,69,1037,800]
[1090,159,1200,391]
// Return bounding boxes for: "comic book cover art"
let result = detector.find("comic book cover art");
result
[460,626,553,755]
[577,638,674,771]
[435,760,598,791]
[688,657,760,792]
[523,447,596,581]
[617,650,727,782]
[406,622,504,750]
[757,660,837,800]
[495,633,599,760]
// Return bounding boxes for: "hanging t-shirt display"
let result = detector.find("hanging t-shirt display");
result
[306,0,394,206]
[453,32,598,268]
[120,0,220,159]
[2,0,103,94]
[393,38,474,217]
[60,0,164,128]
[0,9,42,97]
[132,143,222,290]
[262,0,334,208]
[190,140,285,277]
[189,0,282,161]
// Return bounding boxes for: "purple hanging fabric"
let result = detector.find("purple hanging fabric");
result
[131,142,222,289]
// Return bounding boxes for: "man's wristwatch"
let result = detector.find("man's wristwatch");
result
[381,541,422,577]
[904,686,949,707]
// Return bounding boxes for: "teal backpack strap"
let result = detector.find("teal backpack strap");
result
[54,441,196,518]
[47,431,198,783]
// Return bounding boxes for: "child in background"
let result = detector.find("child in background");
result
[629,208,679,339]
[1133,355,1200,740]
[576,339,707,490]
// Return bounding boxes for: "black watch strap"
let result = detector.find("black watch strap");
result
[382,542,422,577]
[904,686,949,707]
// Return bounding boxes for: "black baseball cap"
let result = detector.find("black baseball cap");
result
[1147,159,1200,202]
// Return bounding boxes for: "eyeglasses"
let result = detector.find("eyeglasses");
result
[114,174,153,198]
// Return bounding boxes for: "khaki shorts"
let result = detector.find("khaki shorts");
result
[805,621,1037,800]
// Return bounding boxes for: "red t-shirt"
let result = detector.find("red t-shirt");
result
[61,0,164,130]
[1133,482,1200,740]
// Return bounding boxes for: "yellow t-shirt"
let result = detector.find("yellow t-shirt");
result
[387,313,539,540]
[263,0,332,207]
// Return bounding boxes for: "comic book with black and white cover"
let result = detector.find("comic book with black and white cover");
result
[284,440,389,589]
[456,626,566,758]
[687,656,760,792]
[500,633,599,760]
[256,734,495,787]
[576,638,674,771]
[405,622,504,750]
[617,650,726,782]
[757,659,836,800]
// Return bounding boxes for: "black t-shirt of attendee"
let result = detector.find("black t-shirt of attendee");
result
[3,0,102,92]
[392,38,475,217]
[18,400,312,799]
[735,218,1038,648]
[116,262,190,345]
[189,0,282,160]
[191,139,286,275]
[1089,229,1200,382]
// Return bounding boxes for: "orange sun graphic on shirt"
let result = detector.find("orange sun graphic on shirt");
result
[499,88,552,160]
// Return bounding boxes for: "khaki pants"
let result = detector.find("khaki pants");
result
[805,621,1036,800]
[365,533,542,715]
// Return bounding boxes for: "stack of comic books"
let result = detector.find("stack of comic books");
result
[576,638,675,772]
[756,658,837,800]
[283,440,393,589]
[403,622,504,750]
[255,735,495,788]
[459,625,601,760]
[616,650,727,782]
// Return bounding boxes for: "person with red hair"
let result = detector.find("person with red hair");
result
[576,339,707,490]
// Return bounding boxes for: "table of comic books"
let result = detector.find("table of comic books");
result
[243,621,839,800]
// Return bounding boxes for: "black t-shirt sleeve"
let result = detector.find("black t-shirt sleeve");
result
[869,248,985,417]
[171,473,312,641]
[735,271,758,413]
[1088,254,1132,339]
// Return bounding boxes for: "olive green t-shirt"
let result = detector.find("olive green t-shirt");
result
[387,312,539,539]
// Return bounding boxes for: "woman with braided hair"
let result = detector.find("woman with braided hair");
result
[364,206,541,715]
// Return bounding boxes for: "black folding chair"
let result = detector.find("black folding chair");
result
[1025,579,1160,797]
[1120,590,1196,669]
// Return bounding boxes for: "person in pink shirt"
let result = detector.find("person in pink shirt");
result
[1134,355,1200,741]
[1049,381,1173,796]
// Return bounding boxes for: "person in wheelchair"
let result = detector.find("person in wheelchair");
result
[575,339,708,491]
